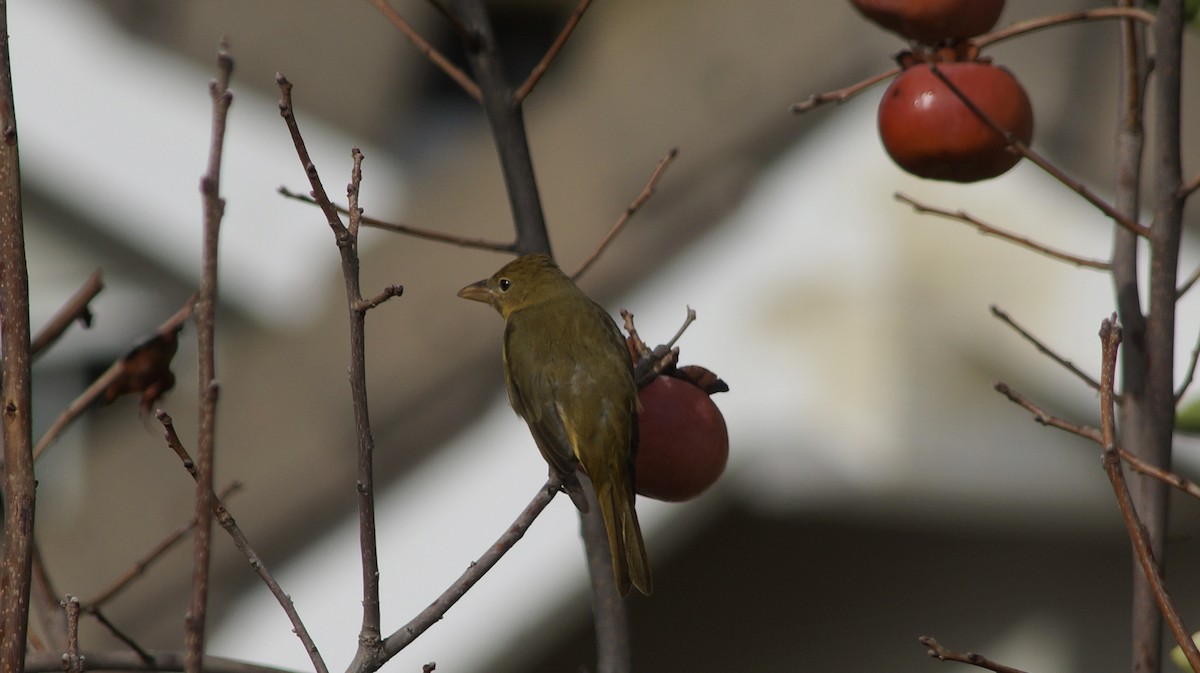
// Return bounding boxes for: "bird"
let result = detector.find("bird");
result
[458,253,652,596]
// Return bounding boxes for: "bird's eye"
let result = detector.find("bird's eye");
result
[498,278,512,292]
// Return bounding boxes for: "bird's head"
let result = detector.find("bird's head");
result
[457,254,576,319]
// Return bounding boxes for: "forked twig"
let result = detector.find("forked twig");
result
[895,193,1111,270]
[572,148,678,280]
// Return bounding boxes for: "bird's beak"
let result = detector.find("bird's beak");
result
[457,279,492,304]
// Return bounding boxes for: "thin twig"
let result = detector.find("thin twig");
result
[355,285,405,313]
[664,306,697,350]
[895,193,1111,270]
[157,412,330,673]
[572,148,678,281]
[423,0,474,46]
[993,381,1102,443]
[1097,318,1200,673]
[23,651,306,673]
[30,544,66,652]
[926,64,1150,239]
[790,67,899,114]
[973,7,1156,49]
[83,482,243,609]
[1177,264,1200,298]
[1119,449,1200,500]
[186,43,233,673]
[380,478,560,659]
[1176,326,1200,401]
[368,0,481,102]
[514,0,593,103]
[989,305,1105,393]
[279,186,514,252]
[31,269,102,358]
[919,636,1031,673]
[83,607,155,666]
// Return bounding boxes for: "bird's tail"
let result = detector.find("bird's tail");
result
[597,482,652,596]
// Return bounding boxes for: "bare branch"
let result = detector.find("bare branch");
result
[62,596,82,673]
[992,381,1102,444]
[157,412,330,673]
[187,42,233,673]
[973,7,1156,49]
[572,148,678,280]
[919,636,1032,673]
[31,269,102,358]
[380,479,560,660]
[790,67,899,114]
[83,607,155,667]
[1178,264,1200,298]
[1097,318,1200,673]
[368,0,482,102]
[895,193,1111,270]
[23,651,306,673]
[514,0,593,103]
[355,285,405,314]
[1119,449,1200,500]
[279,186,514,252]
[1176,325,1200,401]
[926,64,1150,239]
[989,305,1105,393]
[1181,172,1200,198]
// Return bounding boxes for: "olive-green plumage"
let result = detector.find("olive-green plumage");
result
[458,254,651,596]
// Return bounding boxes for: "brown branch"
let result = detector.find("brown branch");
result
[31,269,102,359]
[30,544,66,652]
[1177,264,1200,298]
[379,478,560,660]
[355,285,405,313]
[83,607,155,667]
[989,305,1105,393]
[279,186,514,252]
[919,636,1031,673]
[789,67,899,114]
[572,148,678,281]
[973,7,1156,49]
[926,64,1150,239]
[895,193,1111,270]
[1097,318,1200,673]
[157,412,330,673]
[1119,449,1200,500]
[368,0,481,102]
[1176,326,1200,402]
[186,42,233,673]
[514,0,593,103]
[992,381,1102,444]
[83,482,243,609]
[0,0,38,667]
[62,596,82,673]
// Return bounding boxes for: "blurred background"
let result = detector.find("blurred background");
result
[15,1,1200,671]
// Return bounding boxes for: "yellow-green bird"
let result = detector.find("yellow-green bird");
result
[458,254,652,596]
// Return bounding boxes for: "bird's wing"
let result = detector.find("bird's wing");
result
[503,317,578,479]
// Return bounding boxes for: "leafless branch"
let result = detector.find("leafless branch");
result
[1176,326,1200,401]
[1119,449,1200,500]
[926,63,1149,239]
[83,606,155,666]
[973,7,1156,49]
[157,412,329,673]
[31,269,102,358]
[62,596,82,673]
[380,478,560,660]
[895,193,1111,270]
[919,636,1032,673]
[368,0,481,102]
[1097,318,1200,673]
[572,148,678,280]
[790,67,899,114]
[992,381,1102,443]
[186,42,232,673]
[989,305,1105,393]
[1178,264,1200,298]
[514,0,593,103]
[23,651,305,673]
